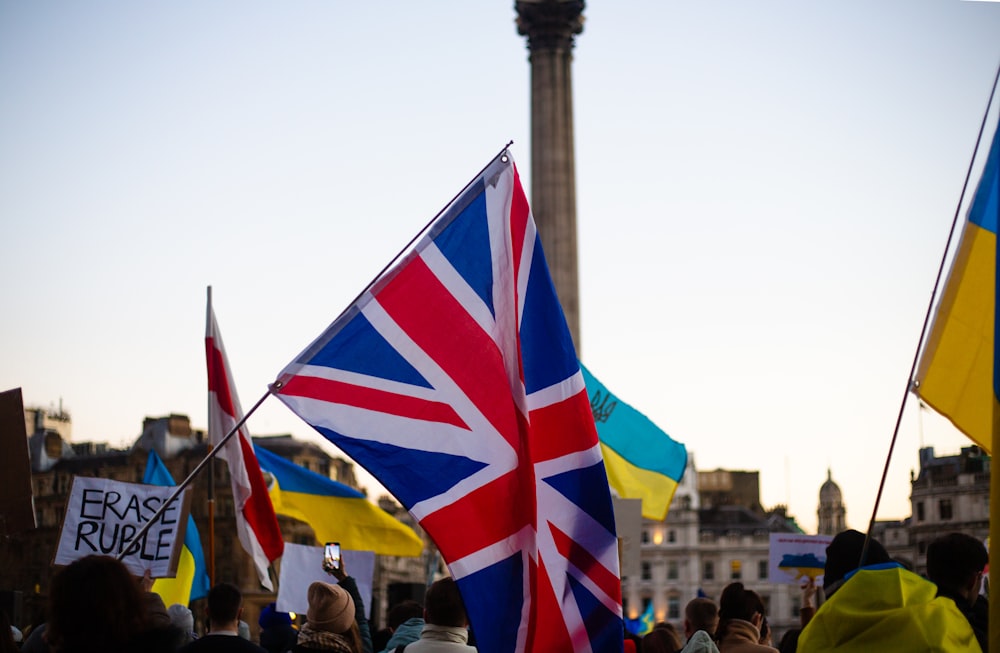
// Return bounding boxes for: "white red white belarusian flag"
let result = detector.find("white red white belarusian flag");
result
[206,288,284,589]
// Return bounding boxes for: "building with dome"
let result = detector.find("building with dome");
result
[817,469,846,535]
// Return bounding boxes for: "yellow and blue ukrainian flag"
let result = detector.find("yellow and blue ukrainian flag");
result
[143,449,210,607]
[255,445,423,556]
[581,363,687,520]
[915,120,1000,454]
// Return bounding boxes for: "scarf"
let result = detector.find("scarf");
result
[296,623,354,653]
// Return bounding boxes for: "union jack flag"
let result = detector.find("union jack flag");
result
[274,150,623,653]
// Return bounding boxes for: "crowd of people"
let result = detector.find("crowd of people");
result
[0,528,989,653]
[624,528,988,653]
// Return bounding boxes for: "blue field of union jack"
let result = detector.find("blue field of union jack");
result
[275,151,623,653]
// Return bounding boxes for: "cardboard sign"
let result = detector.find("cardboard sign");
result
[768,533,833,585]
[276,543,375,618]
[54,476,190,577]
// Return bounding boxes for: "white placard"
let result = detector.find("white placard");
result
[768,533,833,585]
[54,476,189,578]
[276,543,375,619]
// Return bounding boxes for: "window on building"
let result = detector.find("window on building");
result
[668,530,677,543]
[758,560,768,580]
[668,596,680,620]
[730,559,742,580]
[641,562,652,581]
[641,529,650,544]
[703,561,715,581]
[939,499,953,520]
[668,561,678,580]
[916,501,925,521]
[918,540,927,555]
[791,597,801,618]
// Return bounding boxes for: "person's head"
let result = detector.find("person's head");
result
[718,582,766,635]
[641,627,680,653]
[386,600,423,631]
[167,604,195,644]
[424,578,467,628]
[306,582,360,653]
[683,597,718,637]
[823,529,891,596]
[307,582,355,634]
[47,555,148,653]
[206,583,244,629]
[258,602,293,632]
[926,532,988,602]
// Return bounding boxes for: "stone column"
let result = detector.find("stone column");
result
[515,0,585,351]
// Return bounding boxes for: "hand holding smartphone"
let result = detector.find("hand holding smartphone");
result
[323,542,341,572]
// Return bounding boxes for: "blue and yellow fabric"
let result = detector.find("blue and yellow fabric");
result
[915,121,1000,453]
[581,363,687,520]
[142,450,210,607]
[797,565,981,652]
[255,445,422,556]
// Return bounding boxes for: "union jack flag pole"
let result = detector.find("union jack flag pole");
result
[273,147,624,653]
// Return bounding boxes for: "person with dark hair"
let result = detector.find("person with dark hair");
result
[641,626,680,653]
[927,532,989,652]
[377,600,424,653]
[683,598,719,640]
[181,583,267,653]
[714,583,776,653]
[46,555,180,653]
[405,579,475,653]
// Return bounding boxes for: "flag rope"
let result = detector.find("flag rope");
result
[861,60,1000,567]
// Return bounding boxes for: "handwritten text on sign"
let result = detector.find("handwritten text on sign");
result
[54,476,189,577]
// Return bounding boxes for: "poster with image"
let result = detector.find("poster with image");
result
[768,533,833,585]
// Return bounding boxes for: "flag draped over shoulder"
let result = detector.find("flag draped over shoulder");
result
[255,445,423,556]
[143,449,210,606]
[581,363,687,520]
[206,292,284,589]
[915,122,1000,453]
[272,151,623,653]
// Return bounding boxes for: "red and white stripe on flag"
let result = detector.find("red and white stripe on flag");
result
[206,290,284,589]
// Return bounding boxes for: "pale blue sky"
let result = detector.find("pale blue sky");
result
[2,1,999,534]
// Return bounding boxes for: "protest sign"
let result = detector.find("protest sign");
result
[54,476,190,578]
[769,533,833,585]
[276,543,375,618]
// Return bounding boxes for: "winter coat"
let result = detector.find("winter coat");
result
[716,620,777,653]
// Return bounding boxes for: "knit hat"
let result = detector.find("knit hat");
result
[167,604,194,634]
[823,529,891,594]
[306,582,355,634]
[259,602,293,630]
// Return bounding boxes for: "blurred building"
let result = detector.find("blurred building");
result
[817,470,846,536]
[0,411,430,634]
[622,457,803,644]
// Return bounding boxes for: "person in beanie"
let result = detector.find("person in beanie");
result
[294,556,371,653]
[258,603,297,653]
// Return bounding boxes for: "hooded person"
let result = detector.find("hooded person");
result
[821,529,892,597]
[798,530,981,652]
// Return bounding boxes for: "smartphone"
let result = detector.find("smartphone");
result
[324,542,341,570]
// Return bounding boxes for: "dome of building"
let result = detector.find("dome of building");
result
[819,469,842,503]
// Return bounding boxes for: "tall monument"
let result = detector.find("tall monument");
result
[515,0,585,350]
